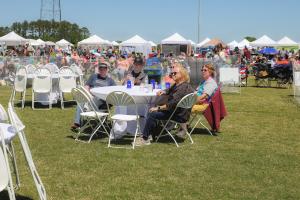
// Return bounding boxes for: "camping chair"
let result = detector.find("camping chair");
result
[155,93,196,147]
[105,91,140,149]
[11,67,27,109]
[7,103,47,200]
[0,130,16,200]
[0,104,20,189]
[32,68,52,109]
[58,67,76,109]
[71,88,109,143]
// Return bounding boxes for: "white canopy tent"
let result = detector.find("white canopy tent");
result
[119,35,152,57]
[148,41,157,47]
[196,38,211,47]
[0,31,28,46]
[227,40,239,49]
[161,33,192,56]
[250,35,276,47]
[111,41,120,46]
[29,38,45,46]
[276,36,298,46]
[238,39,251,49]
[45,41,56,46]
[56,39,73,47]
[188,39,196,46]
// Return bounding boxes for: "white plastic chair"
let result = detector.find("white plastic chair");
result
[70,63,84,86]
[59,67,76,109]
[0,130,16,200]
[71,88,109,143]
[7,103,47,200]
[105,91,140,149]
[12,67,27,109]
[0,104,20,189]
[32,68,52,109]
[155,93,196,147]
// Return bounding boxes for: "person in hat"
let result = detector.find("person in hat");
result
[71,62,116,130]
[123,56,146,85]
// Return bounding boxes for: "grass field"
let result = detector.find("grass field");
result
[0,82,300,200]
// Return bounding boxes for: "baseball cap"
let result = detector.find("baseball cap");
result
[134,56,144,65]
[98,62,108,68]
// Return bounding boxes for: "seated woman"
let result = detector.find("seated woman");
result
[135,63,194,146]
[192,63,218,113]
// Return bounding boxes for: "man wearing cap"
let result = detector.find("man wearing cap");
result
[71,62,116,129]
[123,56,146,85]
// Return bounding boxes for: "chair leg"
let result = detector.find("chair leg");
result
[22,90,26,109]
[108,120,116,148]
[155,121,179,147]
[9,142,20,188]
[132,121,141,149]
[190,114,213,136]
[88,117,109,143]
[32,92,35,109]
[60,92,64,109]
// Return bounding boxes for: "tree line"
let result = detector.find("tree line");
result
[0,20,90,45]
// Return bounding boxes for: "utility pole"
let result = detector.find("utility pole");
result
[40,0,61,21]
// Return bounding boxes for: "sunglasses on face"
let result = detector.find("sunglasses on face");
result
[201,69,208,72]
[169,72,177,78]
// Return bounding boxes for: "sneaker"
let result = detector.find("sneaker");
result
[70,123,80,131]
[134,137,151,146]
[176,129,186,139]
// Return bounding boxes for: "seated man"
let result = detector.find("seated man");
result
[71,62,116,129]
[123,56,146,85]
[135,63,194,146]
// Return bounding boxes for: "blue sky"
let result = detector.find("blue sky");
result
[1,0,300,43]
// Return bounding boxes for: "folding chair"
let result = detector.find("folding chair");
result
[32,68,52,109]
[44,63,59,74]
[105,91,140,149]
[7,103,47,200]
[70,63,84,86]
[0,104,20,188]
[58,67,76,109]
[11,67,27,109]
[0,130,16,200]
[155,93,196,147]
[71,88,109,143]
[189,106,214,136]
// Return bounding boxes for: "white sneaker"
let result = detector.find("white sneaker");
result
[176,129,186,138]
[134,137,151,146]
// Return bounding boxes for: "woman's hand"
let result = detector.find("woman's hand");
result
[149,106,159,113]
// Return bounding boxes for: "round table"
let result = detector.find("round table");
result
[90,86,160,136]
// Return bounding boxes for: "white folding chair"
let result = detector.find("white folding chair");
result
[24,64,36,74]
[59,67,76,109]
[189,108,214,136]
[12,67,27,109]
[7,103,47,200]
[0,104,20,189]
[32,68,52,109]
[155,93,196,147]
[105,91,140,149]
[70,63,84,86]
[0,130,16,200]
[71,88,109,143]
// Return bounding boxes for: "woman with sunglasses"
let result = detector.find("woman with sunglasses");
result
[135,63,194,146]
[192,63,218,113]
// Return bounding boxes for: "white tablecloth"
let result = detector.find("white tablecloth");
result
[90,86,160,135]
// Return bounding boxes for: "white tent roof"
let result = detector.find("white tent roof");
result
[111,41,119,46]
[0,31,28,45]
[36,39,45,44]
[78,35,109,46]
[120,35,150,45]
[196,38,211,47]
[188,39,196,46]
[228,40,239,49]
[238,39,251,49]
[276,36,298,46]
[45,41,56,46]
[250,35,276,47]
[29,38,45,46]
[161,33,191,45]
[148,41,157,47]
[56,39,73,46]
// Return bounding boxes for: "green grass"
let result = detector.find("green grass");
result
[0,81,300,200]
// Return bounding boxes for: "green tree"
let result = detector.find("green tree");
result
[245,36,256,42]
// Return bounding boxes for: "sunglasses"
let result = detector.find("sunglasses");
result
[201,69,208,72]
[169,72,177,78]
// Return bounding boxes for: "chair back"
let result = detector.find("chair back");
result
[106,91,135,106]
[176,93,197,109]
[0,104,8,123]
[44,63,59,74]
[7,103,25,132]
[14,67,27,92]
[25,64,36,74]
[59,67,76,93]
[32,68,52,93]
[71,88,94,112]
[70,63,84,86]
[77,86,98,110]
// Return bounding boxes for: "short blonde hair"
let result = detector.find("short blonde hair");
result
[203,63,216,78]
[174,62,190,83]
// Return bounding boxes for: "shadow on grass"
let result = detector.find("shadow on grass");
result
[14,101,76,109]
[0,191,33,200]
[188,127,214,136]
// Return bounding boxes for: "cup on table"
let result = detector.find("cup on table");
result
[126,80,132,89]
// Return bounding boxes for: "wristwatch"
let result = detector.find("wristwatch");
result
[157,106,161,111]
